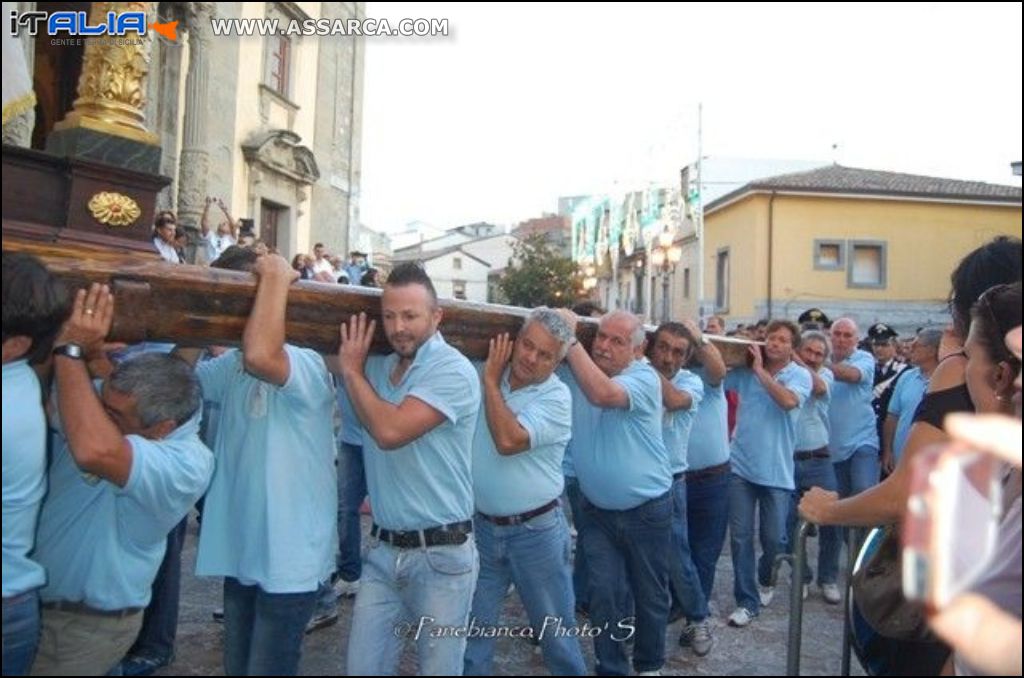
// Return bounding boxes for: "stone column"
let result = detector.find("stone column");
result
[46,1,161,173]
[175,2,214,233]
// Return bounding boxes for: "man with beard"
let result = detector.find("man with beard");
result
[648,322,714,657]
[339,263,481,676]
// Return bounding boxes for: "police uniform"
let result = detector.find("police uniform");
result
[867,323,908,444]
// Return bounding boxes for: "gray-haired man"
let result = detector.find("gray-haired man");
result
[556,309,673,676]
[32,285,213,676]
[881,327,943,473]
[464,308,586,676]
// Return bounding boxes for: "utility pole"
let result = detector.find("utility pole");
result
[695,103,705,323]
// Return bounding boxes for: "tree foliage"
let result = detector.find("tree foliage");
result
[499,234,583,309]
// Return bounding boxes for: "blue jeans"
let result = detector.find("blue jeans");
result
[464,508,586,676]
[820,446,880,587]
[2,590,40,676]
[728,475,791,613]
[685,470,730,602]
[668,479,709,622]
[347,536,479,675]
[336,441,366,583]
[222,578,318,676]
[789,455,839,584]
[582,492,672,676]
[125,517,187,662]
[563,477,590,610]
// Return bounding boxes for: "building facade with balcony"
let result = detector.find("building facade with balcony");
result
[570,186,685,324]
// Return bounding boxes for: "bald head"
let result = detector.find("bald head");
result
[830,317,860,361]
[833,317,858,333]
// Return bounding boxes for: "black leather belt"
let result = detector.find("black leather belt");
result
[686,461,731,483]
[42,600,142,619]
[371,520,472,549]
[794,447,831,462]
[672,471,686,481]
[478,499,559,526]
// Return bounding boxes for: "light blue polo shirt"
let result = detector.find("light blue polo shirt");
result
[556,364,599,479]
[572,360,672,511]
[726,362,812,490]
[663,369,704,475]
[360,332,480,531]
[472,367,571,516]
[344,263,366,286]
[35,412,213,610]
[2,361,48,597]
[828,349,879,461]
[887,367,930,463]
[336,379,364,446]
[795,367,834,452]
[195,346,337,594]
[686,367,730,471]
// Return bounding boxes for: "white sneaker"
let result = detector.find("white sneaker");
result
[802,584,810,600]
[637,671,662,676]
[727,607,755,627]
[332,577,360,598]
[758,585,775,607]
[820,583,842,605]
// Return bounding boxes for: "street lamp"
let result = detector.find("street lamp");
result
[582,259,598,291]
[651,227,683,322]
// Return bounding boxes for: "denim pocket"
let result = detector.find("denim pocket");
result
[638,495,672,527]
[522,508,560,532]
[424,542,476,576]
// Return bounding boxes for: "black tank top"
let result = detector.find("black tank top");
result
[912,383,974,428]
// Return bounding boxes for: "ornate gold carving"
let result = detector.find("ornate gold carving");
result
[52,2,159,145]
[88,192,142,227]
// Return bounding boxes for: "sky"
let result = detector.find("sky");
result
[359,2,1023,233]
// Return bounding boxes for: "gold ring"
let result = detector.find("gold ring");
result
[84,308,95,315]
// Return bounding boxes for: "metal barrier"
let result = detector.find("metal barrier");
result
[772,521,865,676]
[841,527,860,676]
[784,521,811,675]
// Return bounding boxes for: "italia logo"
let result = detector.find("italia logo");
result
[9,10,178,41]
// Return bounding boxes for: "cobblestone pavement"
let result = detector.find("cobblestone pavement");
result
[159,517,865,676]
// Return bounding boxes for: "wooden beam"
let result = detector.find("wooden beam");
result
[2,237,756,365]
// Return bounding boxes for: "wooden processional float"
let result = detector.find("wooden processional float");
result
[1,237,757,366]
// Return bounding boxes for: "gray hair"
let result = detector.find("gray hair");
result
[522,307,576,360]
[801,329,832,361]
[602,310,645,348]
[916,327,944,349]
[108,353,202,427]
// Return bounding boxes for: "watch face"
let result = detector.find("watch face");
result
[55,344,84,359]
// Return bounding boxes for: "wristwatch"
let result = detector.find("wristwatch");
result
[53,343,85,360]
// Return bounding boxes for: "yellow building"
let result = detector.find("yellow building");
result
[697,165,1022,332]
